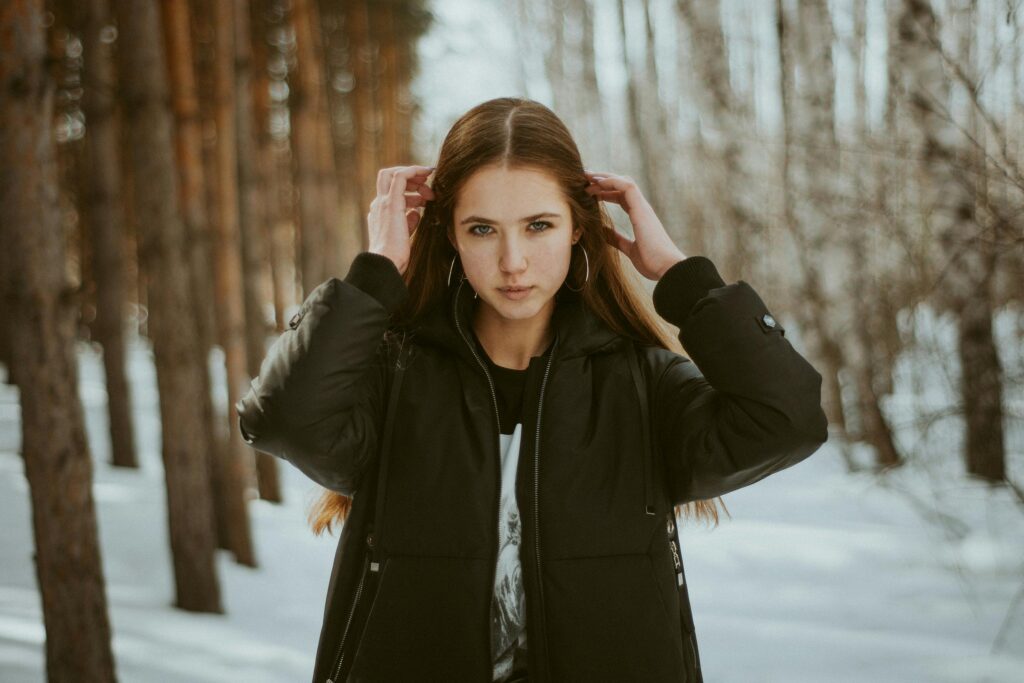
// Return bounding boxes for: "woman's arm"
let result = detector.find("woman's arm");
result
[235,251,408,496]
[649,256,829,506]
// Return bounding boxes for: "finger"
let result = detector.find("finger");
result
[407,180,436,201]
[391,166,436,198]
[590,189,630,212]
[378,165,435,196]
[404,193,428,208]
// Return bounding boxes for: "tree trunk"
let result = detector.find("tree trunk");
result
[776,0,848,440]
[675,0,762,283]
[251,0,294,331]
[614,0,661,230]
[81,0,138,470]
[895,0,1006,482]
[0,2,117,679]
[290,0,330,294]
[212,0,257,567]
[238,0,282,503]
[162,0,237,556]
[114,0,223,612]
[844,0,901,468]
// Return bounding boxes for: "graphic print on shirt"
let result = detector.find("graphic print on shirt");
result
[491,424,527,681]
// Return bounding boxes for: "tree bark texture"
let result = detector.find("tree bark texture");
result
[114,0,223,612]
[212,0,257,566]
[81,0,139,470]
[0,1,117,678]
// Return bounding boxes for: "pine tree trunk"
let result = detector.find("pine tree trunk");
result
[113,0,223,612]
[81,0,138,470]
[162,0,236,555]
[291,0,329,293]
[237,0,282,504]
[251,0,293,331]
[0,2,117,679]
[344,0,379,239]
[212,0,257,567]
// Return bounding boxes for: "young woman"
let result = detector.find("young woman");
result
[236,97,828,683]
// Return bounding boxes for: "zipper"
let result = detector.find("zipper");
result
[532,335,556,680]
[626,341,657,517]
[327,531,376,683]
[452,277,557,680]
[451,277,504,669]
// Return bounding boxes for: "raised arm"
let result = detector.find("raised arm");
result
[648,256,829,505]
[235,251,408,495]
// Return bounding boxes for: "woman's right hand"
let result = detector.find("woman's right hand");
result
[367,165,435,275]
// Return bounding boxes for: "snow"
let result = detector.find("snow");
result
[1,306,1022,681]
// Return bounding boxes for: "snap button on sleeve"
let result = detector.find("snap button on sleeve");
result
[238,417,255,444]
[756,312,783,334]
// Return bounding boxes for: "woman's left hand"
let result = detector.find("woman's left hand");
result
[585,171,687,281]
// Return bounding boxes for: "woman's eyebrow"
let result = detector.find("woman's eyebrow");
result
[458,212,561,226]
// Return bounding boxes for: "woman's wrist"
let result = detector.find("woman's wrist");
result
[653,249,688,280]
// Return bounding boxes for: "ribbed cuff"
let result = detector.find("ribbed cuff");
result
[343,251,409,315]
[652,255,727,327]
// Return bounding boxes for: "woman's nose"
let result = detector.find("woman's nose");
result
[499,241,527,272]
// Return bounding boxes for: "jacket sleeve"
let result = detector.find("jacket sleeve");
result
[234,251,409,496]
[649,256,829,505]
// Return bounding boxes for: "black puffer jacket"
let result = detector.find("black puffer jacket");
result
[236,251,828,683]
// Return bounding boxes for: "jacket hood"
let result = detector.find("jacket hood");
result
[408,275,623,364]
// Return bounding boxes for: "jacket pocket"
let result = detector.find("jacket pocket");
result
[544,554,686,681]
[324,554,388,683]
[345,555,491,681]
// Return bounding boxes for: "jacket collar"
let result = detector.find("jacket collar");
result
[410,276,622,364]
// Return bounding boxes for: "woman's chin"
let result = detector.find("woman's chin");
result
[480,290,553,321]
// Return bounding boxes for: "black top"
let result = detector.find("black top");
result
[473,331,554,435]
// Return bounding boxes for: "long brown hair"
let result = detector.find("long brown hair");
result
[308,97,728,536]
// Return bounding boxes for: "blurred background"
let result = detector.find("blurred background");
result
[1,0,1022,680]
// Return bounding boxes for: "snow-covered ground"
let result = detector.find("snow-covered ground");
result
[1,305,1022,682]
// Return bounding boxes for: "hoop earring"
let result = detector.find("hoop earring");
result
[447,253,458,287]
[448,253,476,298]
[565,243,590,292]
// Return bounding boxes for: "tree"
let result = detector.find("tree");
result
[212,0,257,566]
[894,0,1006,482]
[114,0,223,611]
[0,1,117,678]
[161,0,233,552]
[81,0,138,470]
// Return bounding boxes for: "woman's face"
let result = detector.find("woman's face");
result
[451,164,582,323]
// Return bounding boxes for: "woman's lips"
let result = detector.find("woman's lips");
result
[498,286,532,300]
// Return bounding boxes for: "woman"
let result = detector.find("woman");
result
[236,97,828,683]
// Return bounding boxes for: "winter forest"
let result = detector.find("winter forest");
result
[1,0,1022,680]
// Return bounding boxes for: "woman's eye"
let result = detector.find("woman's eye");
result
[468,221,552,236]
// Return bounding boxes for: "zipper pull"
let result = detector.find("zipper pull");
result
[667,515,684,587]
[367,531,380,572]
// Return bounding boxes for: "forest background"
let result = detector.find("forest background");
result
[1,0,1022,680]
